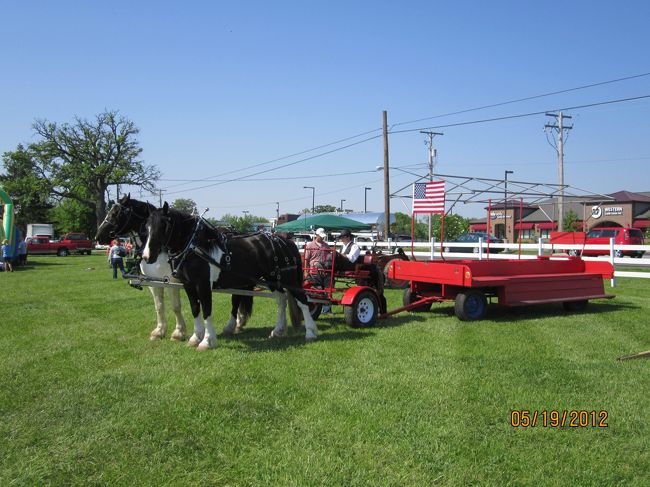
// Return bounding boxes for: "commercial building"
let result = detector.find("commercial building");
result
[469,190,650,241]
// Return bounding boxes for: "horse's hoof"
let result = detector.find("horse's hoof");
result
[197,339,216,351]
[305,334,318,342]
[170,330,185,341]
[187,335,201,347]
[269,328,286,339]
[149,329,165,340]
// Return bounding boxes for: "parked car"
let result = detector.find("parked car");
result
[26,233,93,256]
[581,227,645,258]
[444,232,504,254]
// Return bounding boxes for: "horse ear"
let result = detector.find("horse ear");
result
[119,193,129,204]
[163,202,169,214]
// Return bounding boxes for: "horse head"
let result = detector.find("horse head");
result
[95,194,156,244]
[142,202,177,264]
[95,194,133,243]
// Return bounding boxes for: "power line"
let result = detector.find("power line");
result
[391,71,650,128]
[389,94,650,134]
[163,134,382,195]
[159,72,650,192]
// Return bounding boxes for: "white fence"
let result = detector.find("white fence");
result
[299,238,649,284]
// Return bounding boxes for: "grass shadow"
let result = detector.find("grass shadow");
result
[487,300,629,323]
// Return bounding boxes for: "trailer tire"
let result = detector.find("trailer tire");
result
[562,300,588,312]
[402,288,432,312]
[568,249,581,257]
[344,290,378,327]
[455,290,487,321]
[57,248,69,257]
[383,258,409,289]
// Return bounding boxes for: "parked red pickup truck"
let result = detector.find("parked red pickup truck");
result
[26,233,93,256]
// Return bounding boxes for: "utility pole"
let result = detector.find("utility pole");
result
[545,112,573,231]
[340,199,346,213]
[158,189,164,207]
[276,202,279,220]
[382,111,390,241]
[420,130,443,239]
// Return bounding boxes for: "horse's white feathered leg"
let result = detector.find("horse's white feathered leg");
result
[222,314,237,335]
[197,316,217,351]
[235,307,249,333]
[187,316,206,347]
[296,300,318,342]
[169,288,187,341]
[149,287,168,340]
[269,291,288,338]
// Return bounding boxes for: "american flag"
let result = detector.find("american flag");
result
[412,181,445,214]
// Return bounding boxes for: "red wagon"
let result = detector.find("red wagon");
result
[384,255,614,320]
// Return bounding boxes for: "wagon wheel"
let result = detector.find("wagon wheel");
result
[454,290,488,321]
[344,289,379,327]
[402,288,432,312]
[567,249,581,257]
[383,257,409,289]
[562,300,588,312]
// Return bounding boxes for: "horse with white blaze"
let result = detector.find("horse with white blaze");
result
[95,195,254,341]
[142,203,318,350]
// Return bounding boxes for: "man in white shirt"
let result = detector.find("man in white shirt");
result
[338,229,360,266]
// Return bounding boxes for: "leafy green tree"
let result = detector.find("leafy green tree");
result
[220,213,268,232]
[4,110,160,229]
[391,212,469,241]
[171,198,197,214]
[313,204,336,214]
[563,209,581,231]
[0,144,53,226]
[48,198,96,237]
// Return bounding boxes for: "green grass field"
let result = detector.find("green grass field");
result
[1,254,649,486]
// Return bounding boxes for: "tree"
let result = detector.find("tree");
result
[48,198,96,237]
[313,204,336,214]
[0,144,53,226]
[564,210,581,231]
[171,198,197,214]
[220,213,269,233]
[391,212,469,241]
[5,110,160,229]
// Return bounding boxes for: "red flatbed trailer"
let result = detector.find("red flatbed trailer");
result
[384,256,614,320]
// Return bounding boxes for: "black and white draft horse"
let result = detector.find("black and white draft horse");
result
[142,203,318,350]
[95,194,254,341]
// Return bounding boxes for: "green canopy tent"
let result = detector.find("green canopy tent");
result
[275,214,371,233]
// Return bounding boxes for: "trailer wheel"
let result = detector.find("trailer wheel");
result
[403,288,432,312]
[57,248,69,257]
[383,258,409,289]
[568,249,581,257]
[344,290,378,327]
[562,300,588,312]
[455,290,487,321]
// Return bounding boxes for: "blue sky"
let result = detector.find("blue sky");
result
[1,1,649,219]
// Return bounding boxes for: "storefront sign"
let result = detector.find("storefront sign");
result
[592,205,624,219]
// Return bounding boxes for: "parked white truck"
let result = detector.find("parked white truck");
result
[26,223,55,239]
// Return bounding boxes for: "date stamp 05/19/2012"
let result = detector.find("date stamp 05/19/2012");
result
[510,410,609,428]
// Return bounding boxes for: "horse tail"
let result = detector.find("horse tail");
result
[287,293,303,328]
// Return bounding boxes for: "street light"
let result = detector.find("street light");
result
[303,186,315,214]
[242,210,250,216]
[340,199,346,213]
[504,170,514,241]
[364,187,371,213]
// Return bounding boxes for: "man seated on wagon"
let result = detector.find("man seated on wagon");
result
[334,229,387,313]
[303,227,332,280]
